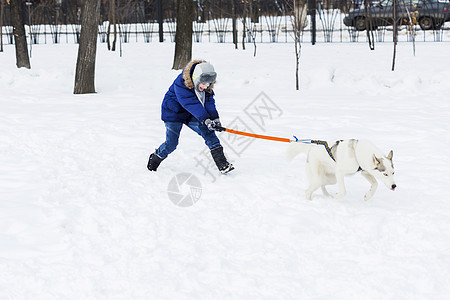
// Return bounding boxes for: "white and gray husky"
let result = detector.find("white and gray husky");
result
[287,139,396,201]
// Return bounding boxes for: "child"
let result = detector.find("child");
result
[147,60,234,174]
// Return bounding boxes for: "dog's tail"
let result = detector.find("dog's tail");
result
[286,142,311,162]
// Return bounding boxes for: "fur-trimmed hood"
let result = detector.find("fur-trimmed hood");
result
[182,59,215,93]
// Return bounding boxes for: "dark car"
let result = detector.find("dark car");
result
[343,0,450,30]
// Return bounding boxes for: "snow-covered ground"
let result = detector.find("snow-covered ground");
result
[1,41,450,299]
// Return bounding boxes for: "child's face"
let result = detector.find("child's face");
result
[198,82,210,91]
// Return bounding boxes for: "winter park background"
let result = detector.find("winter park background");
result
[2,29,450,299]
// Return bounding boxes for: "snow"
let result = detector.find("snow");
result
[1,40,450,299]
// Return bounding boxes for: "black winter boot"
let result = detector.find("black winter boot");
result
[147,151,164,171]
[210,146,234,174]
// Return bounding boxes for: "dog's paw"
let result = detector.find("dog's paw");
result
[364,193,374,201]
[334,192,346,199]
[321,187,331,197]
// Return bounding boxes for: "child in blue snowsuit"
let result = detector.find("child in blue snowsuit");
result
[147,60,234,174]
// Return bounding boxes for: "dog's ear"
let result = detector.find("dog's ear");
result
[387,150,393,161]
[372,154,381,168]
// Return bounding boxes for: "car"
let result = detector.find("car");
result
[343,0,450,30]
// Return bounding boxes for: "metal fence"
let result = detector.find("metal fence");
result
[1,0,449,46]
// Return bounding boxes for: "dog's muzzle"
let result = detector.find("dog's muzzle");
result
[391,184,397,191]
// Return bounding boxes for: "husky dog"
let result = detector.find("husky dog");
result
[287,139,396,201]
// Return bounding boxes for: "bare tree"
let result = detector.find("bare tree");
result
[232,0,238,49]
[74,0,101,94]
[294,0,308,33]
[242,0,247,50]
[244,0,258,57]
[172,0,193,70]
[392,0,398,71]
[404,3,416,57]
[10,0,31,68]
[107,0,117,51]
[0,0,4,52]
[363,0,375,50]
[288,0,307,90]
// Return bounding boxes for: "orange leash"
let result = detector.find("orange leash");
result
[220,127,291,143]
[219,126,338,162]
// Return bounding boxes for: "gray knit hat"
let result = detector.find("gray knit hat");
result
[192,62,217,88]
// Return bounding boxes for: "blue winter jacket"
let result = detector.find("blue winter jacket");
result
[161,60,219,124]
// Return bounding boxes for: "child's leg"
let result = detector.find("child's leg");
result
[156,122,184,158]
[187,120,233,173]
[186,119,221,150]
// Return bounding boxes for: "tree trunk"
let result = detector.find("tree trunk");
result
[308,0,316,45]
[242,0,247,50]
[157,0,163,42]
[364,0,375,50]
[392,0,397,71]
[294,36,301,90]
[112,7,117,51]
[292,0,303,90]
[172,0,193,70]
[107,0,117,51]
[107,0,111,50]
[10,0,30,68]
[1,0,3,52]
[74,0,101,94]
[232,0,237,49]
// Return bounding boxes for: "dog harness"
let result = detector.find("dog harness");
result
[293,137,362,171]
[292,136,339,161]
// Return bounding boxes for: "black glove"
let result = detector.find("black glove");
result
[204,118,224,132]
[212,118,225,132]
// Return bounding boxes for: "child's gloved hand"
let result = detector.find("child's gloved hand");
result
[204,119,224,132]
[212,118,224,132]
